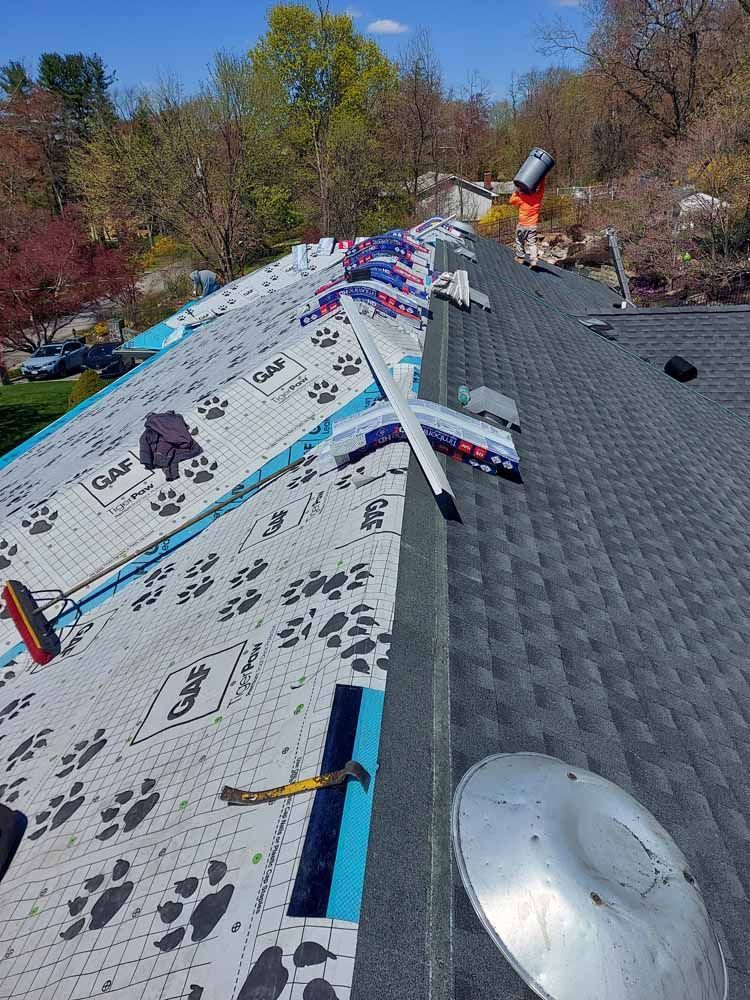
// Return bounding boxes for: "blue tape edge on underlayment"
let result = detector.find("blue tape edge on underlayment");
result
[0,358,422,671]
[326,686,384,923]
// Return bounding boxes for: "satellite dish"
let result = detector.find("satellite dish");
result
[452,753,727,1000]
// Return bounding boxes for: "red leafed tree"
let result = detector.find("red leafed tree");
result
[0,210,138,353]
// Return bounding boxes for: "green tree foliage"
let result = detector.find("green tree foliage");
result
[73,53,289,278]
[0,51,116,215]
[37,52,115,140]
[249,3,396,233]
[0,61,32,99]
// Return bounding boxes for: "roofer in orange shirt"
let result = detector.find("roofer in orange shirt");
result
[509,176,545,268]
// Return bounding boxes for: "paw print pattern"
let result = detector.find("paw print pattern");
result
[60,860,134,940]
[22,505,58,535]
[132,564,176,611]
[278,604,391,673]
[282,563,373,606]
[0,669,17,692]
[286,455,318,491]
[56,727,107,778]
[185,553,220,578]
[0,539,17,570]
[28,782,86,841]
[334,465,366,490]
[197,396,229,419]
[0,777,26,804]
[332,353,363,377]
[308,380,339,405]
[177,578,214,604]
[0,692,34,727]
[218,589,262,621]
[278,610,317,648]
[303,981,341,1000]
[96,779,159,841]
[150,489,185,517]
[237,947,289,999]
[293,941,338,967]
[154,859,234,952]
[184,457,218,483]
[229,559,268,588]
[310,327,340,349]
[6,728,53,771]
[335,465,407,490]
[177,554,219,604]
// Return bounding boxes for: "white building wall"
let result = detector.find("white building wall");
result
[418,184,496,221]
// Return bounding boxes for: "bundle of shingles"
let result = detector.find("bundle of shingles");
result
[432,269,490,311]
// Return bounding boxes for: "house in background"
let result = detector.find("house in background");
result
[416,171,515,221]
[676,190,730,231]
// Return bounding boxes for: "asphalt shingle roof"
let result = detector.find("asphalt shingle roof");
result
[357,237,750,1000]
[583,305,750,420]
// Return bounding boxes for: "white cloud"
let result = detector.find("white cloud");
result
[367,18,409,34]
[344,6,363,16]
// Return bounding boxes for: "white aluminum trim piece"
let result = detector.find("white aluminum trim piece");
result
[340,295,460,520]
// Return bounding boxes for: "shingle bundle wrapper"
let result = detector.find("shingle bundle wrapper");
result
[325,399,520,480]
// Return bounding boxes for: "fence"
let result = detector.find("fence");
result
[475,202,594,247]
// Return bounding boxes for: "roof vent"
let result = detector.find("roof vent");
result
[664,356,697,382]
[464,386,521,433]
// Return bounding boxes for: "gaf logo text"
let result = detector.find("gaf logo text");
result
[79,452,155,507]
[132,642,246,744]
[244,353,306,397]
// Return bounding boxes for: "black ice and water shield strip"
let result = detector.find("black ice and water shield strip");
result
[287,684,362,917]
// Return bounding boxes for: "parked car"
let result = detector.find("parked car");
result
[20,340,87,380]
[80,342,136,379]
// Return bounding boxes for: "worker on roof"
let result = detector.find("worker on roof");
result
[190,269,220,298]
[509,177,545,269]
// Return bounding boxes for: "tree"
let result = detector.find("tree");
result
[249,3,396,233]
[543,0,743,138]
[0,61,32,99]
[0,88,68,213]
[387,29,444,215]
[445,75,493,184]
[37,52,115,141]
[0,53,116,215]
[0,211,137,352]
[73,53,287,279]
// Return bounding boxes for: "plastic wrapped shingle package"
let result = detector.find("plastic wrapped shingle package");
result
[325,399,521,480]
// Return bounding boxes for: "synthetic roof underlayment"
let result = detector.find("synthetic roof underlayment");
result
[0,221,467,1000]
[123,242,347,356]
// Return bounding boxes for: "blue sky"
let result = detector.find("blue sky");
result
[1,0,586,101]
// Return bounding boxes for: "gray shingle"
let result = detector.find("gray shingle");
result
[357,237,749,1000]
[442,240,750,999]
[583,305,750,419]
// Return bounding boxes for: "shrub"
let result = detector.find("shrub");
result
[479,202,517,227]
[68,370,107,410]
[123,275,193,332]
[140,235,185,270]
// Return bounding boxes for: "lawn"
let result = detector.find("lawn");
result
[0,380,73,457]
